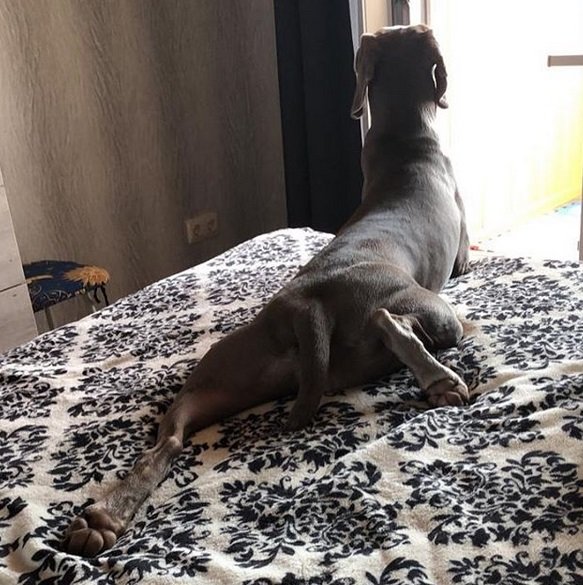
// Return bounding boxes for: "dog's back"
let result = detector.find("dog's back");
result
[304,133,461,293]
[337,25,464,290]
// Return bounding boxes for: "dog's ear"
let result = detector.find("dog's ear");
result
[351,34,377,119]
[431,41,448,109]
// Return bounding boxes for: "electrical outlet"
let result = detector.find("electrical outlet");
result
[185,211,219,244]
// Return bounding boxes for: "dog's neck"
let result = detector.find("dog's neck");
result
[368,102,438,140]
[367,83,438,140]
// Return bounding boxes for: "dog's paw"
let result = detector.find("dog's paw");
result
[62,505,122,557]
[426,375,469,407]
[284,405,318,432]
[284,411,312,432]
[284,397,320,432]
[457,261,471,277]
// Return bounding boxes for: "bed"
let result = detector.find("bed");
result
[1,227,582,584]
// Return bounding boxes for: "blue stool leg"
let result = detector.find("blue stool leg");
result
[86,285,109,311]
[45,307,55,330]
[101,285,110,306]
[82,293,98,313]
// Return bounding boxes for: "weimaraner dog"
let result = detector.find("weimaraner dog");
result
[63,24,470,556]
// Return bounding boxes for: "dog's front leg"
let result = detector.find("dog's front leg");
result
[372,308,469,407]
[452,186,471,277]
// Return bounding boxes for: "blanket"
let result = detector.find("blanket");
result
[1,228,582,584]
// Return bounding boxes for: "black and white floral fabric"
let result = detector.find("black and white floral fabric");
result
[1,228,582,584]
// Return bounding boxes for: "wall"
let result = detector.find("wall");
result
[0,0,286,327]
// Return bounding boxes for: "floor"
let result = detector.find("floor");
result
[478,201,582,261]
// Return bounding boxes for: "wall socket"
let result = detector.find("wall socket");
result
[185,211,219,244]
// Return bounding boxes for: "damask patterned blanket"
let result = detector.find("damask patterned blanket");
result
[1,228,582,585]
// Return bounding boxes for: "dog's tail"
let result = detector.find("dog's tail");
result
[285,303,331,430]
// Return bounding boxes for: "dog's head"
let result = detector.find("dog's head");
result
[351,25,448,119]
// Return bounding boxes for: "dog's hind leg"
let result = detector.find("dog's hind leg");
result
[372,307,469,407]
[61,378,253,557]
[61,395,194,557]
[62,322,297,557]
[285,304,331,431]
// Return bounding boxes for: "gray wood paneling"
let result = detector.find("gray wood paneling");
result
[0,167,37,350]
[0,178,26,290]
[0,0,286,326]
[0,283,38,353]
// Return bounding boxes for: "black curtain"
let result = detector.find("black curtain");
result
[274,0,363,234]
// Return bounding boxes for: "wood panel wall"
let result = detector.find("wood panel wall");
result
[0,0,286,328]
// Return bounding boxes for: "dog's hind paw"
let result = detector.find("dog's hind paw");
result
[426,376,469,408]
[62,505,122,557]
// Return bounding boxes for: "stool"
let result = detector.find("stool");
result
[23,260,110,329]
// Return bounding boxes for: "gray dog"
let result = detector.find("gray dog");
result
[63,24,470,557]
